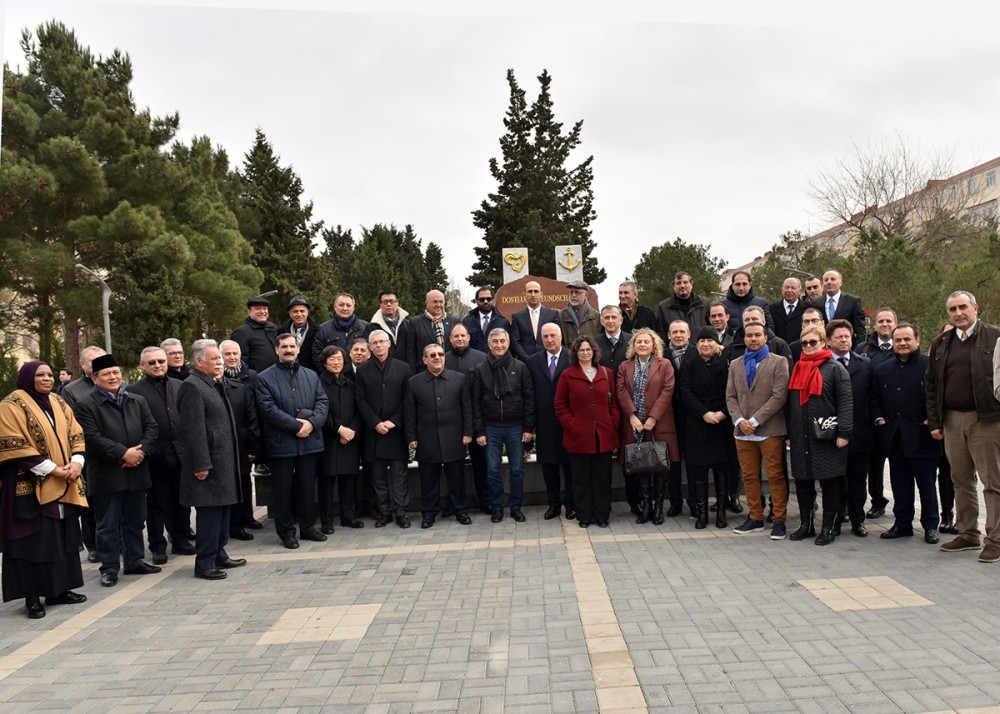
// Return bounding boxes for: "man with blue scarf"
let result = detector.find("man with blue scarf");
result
[725,322,790,539]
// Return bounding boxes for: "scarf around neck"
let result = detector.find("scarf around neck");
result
[743,344,770,388]
[789,348,833,405]
[487,350,514,400]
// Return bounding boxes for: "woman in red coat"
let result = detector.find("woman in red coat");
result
[555,336,620,528]
[617,328,680,525]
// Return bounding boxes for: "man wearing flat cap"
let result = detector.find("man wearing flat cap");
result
[559,279,600,345]
[230,296,279,373]
[74,354,161,587]
[282,295,320,373]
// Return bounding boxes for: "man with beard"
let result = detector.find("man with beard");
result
[657,271,711,336]
[721,271,773,334]
[282,296,319,373]
[618,280,660,334]
[560,279,600,344]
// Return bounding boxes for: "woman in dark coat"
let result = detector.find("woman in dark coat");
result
[787,324,853,545]
[0,362,88,618]
[617,328,680,526]
[678,327,731,529]
[318,345,364,531]
[555,336,620,528]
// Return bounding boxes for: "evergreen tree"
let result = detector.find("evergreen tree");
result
[469,69,602,287]
[236,128,323,311]
[630,238,727,305]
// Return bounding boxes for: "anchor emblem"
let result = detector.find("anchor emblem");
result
[558,246,581,271]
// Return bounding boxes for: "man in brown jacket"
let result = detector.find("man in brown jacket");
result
[726,322,790,539]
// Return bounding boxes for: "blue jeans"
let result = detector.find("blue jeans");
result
[91,490,147,574]
[485,424,525,510]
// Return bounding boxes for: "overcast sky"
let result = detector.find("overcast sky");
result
[4,0,1000,306]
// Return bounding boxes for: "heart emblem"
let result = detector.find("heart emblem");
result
[503,252,527,273]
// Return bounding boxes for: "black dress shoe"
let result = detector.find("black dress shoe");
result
[480,506,494,515]
[565,509,577,520]
[665,503,683,517]
[230,529,254,541]
[491,509,504,523]
[729,495,744,514]
[247,519,265,530]
[25,598,45,619]
[420,517,434,529]
[86,550,100,564]
[124,562,162,575]
[375,514,393,527]
[396,515,411,529]
[100,572,118,587]
[578,520,590,528]
[866,505,886,519]
[194,568,227,580]
[151,551,168,565]
[510,509,526,522]
[925,529,940,544]
[456,513,472,525]
[851,523,868,537]
[300,529,328,542]
[216,557,247,569]
[46,590,87,605]
[171,542,197,556]
[282,537,300,549]
[543,506,560,520]
[320,525,335,535]
[341,519,365,529]
[880,524,914,539]
[596,520,609,528]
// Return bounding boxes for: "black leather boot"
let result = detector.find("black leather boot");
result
[790,491,816,541]
[694,479,709,529]
[714,472,728,529]
[651,474,666,526]
[636,475,652,524]
[815,511,838,546]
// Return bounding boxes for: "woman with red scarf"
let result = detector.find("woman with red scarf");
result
[787,325,853,545]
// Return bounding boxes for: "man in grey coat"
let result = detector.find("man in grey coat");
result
[177,340,246,580]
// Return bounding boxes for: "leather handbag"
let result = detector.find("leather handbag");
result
[624,432,670,474]
[811,415,838,440]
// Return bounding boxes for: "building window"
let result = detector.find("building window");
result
[967,199,997,224]
[987,170,997,188]
[949,185,957,202]
[969,177,978,194]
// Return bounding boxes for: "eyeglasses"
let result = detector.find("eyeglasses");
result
[146,359,167,365]
[166,351,183,357]
[427,353,445,359]
[801,339,822,347]
[477,296,494,303]
[381,298,397,304]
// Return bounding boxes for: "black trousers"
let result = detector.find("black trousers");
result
[419,461,467,518]
[195,506,230,573]
[269,453,320,539]
[867,444,890,508]
[370,458,409,516]
[468,441,489,509]
[147,462,191,553]
[230,462,255,532]
[843,450,869,525]
[938,456,954,513]
[796,478,841,519]
[888,434,940,531]
[540,460,574,510]
[320,469,362,526]
[569,452,613,523]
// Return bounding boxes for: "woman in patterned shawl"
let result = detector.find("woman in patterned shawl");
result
[0,361,88,619]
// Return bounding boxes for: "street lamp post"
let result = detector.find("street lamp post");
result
[75,264,112,354]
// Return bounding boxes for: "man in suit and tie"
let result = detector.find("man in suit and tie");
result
[769,277,808,343]
[526,323,574,520]
[596,306,631,382]
[859,307,898,518]
[812,270,866,347]
[804,276,823,301]
[510,280,560,361]
[827,319,876,538]
[462,286,511,353]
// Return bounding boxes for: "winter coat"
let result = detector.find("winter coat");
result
[176,371,241,508]
[678,354,730,467]
[354,357,413,461]
[74,389,158,497]
[616,357,680,464]
[230,317,279,373]
[471,355,536,435]
[787,359,853,481]
[319,370,362,475]
[555,364,620,455]
[404,369,473,464]
[525,349,571,464]
[255,361,328,459]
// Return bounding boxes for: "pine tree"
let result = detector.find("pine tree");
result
[469,69,602,287]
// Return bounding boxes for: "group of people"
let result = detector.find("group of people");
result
[3,269,999,621]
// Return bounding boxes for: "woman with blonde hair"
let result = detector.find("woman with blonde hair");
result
[617,328,680,525]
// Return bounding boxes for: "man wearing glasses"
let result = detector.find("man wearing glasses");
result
[161,338,190,381]
[405,344,473,528]
[129,346,194,563]
[367,290,410,358]
[462,286,511,353]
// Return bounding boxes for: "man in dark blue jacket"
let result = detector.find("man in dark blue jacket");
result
[872,324,942,544]
[256,334,329,549]
[462,286,511,353]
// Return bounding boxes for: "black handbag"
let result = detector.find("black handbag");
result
[624,432,670,474]
[811,415,838,440]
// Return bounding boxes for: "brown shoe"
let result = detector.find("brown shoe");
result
[940,535,981,553]
[979,544,1000,563]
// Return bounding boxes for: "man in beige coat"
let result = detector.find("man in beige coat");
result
[726,322,790,539]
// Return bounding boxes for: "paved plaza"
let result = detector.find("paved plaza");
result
[2,491,1000,713]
